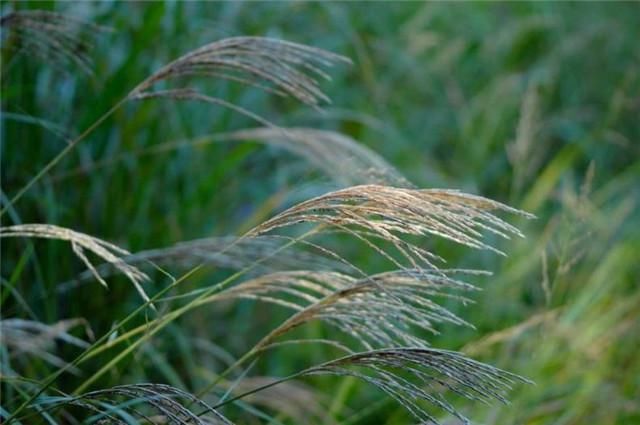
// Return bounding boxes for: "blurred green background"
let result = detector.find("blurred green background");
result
[2,1,639,424]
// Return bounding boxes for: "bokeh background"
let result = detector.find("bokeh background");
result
[2,2,639,424]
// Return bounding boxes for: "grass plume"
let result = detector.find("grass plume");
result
[0,224,151,305]
[220,269,482,350]
[130,36,351,107]
[302,348,532,425]
[217,127,412,187]
[250,185,535,270]
[35,383,232,424]
[0,9,107,74]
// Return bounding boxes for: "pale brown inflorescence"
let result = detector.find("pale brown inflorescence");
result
[0,10,107,73]
[0,224,151,305]
[219,269,482,351]
[250,184,534,267]
[130,36,351,107]
[44,383,232,425]
[303,348,532,424]
[216,127,412,187]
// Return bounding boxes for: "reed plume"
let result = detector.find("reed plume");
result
[302,348,532,424]
[217,127,412,187]
[0,224,151,305]
[130,37,351,108]
[0,10,106,73]
[250,184,534,271]
[219,269,481,350]
[37,383,232,424]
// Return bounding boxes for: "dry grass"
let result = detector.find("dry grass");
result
[0,224,151,305]
[219,269,481,351]
[217,127,412,187]
[0,318,91,374]
[250,185,534,270]
[302,348,532,425]
[1,10,537,424]
[130,36,351,108]
[37,383,231,424]
[184,184,534,422]
[0,10,106,74]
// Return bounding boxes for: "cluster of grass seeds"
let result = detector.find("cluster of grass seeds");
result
[37,383,233,424]
[130,36,352,106]
[0,224,151,304]
[1,8,535,425]
[0,10,107,73]
[215,127,413,187]
[213,269,480,353]
[300,348,532,425]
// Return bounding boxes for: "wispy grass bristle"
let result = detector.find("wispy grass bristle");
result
[36,383,232,424]
[1,318,90,374]
[130,36,351,107]
[220,269,480,350]
[0,10,107,73]
[303,348,532,424]
[218,127,412,187]
[0,224,152,306]
[1,13,541,424]
[250,185,535,265]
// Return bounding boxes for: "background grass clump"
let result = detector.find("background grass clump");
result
[1,2,639,424]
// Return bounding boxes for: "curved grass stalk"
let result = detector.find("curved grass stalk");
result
[1,37,347,218]
[50,127,411,188]
[206,348,531,424]
[0,224,152,305]
[70,227,321,396]
[23,383,232,425]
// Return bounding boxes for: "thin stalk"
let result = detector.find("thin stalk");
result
[193,278,329,399]
[211,371,304,410]
[6,217,257,422]
[0,97,128,218]
[72,267,247,394]
[72,227,319,395]
[204,350,353,415]
[4,262,205,424]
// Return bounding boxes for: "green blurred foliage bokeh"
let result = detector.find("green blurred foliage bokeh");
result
[2,2,639,424]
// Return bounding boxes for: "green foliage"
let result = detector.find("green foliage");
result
[2,2,639,424]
